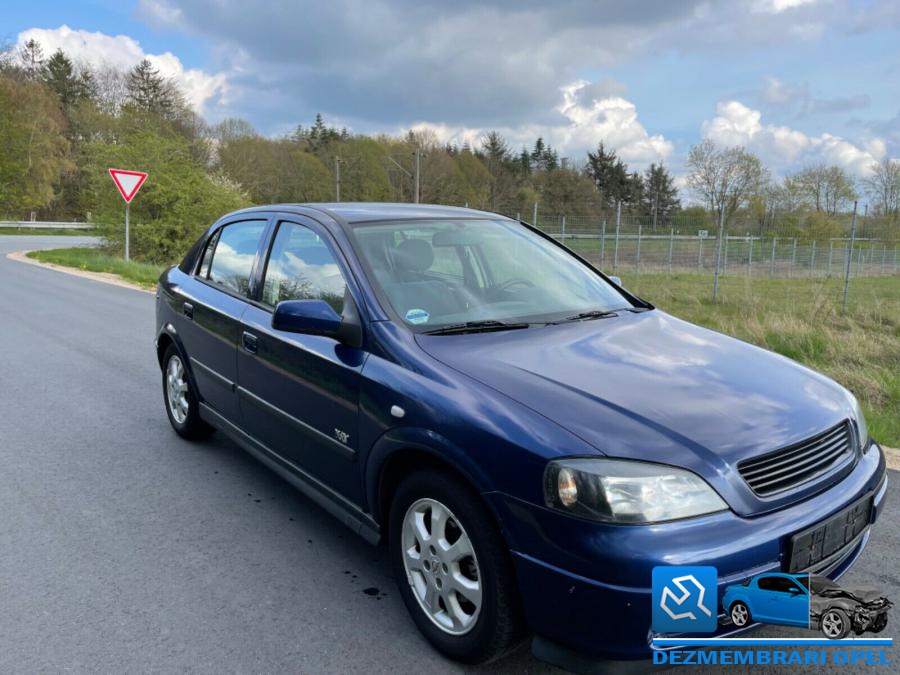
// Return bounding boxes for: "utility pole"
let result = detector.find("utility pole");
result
[335,156,341,202]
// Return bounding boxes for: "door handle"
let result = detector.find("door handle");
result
[242,331,258,354]
[183,302,194,320]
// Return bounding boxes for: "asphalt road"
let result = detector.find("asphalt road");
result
[0,236,896,674]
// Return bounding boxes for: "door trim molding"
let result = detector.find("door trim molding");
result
[237,385,356,461]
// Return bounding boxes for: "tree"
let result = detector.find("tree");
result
[586,142,631,208]
[0,77,70,215]
[480,131,516,210]
[126,59,183,119]
[642,163,680,223]
[686,139,768,219]
[42,50,95,118]
[790,164,857,215]
[18,39,44,81]
[862,158,900,218]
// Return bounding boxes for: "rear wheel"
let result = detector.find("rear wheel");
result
[162,345,213,440]
[389,469,524,664]
[821,608,850,639]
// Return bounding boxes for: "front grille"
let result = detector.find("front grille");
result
[738,421,854,496]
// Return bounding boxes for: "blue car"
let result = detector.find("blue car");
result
[723,573,811,629]
[154,203,887,669]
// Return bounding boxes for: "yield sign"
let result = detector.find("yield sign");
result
[108,168,148,203]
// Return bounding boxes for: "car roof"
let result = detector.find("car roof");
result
[224,202,510,225]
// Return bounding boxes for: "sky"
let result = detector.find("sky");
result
[4,0,900,179]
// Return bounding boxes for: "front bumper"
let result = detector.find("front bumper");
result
[485,444,887,665]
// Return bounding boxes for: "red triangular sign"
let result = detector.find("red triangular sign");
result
[109,168,148,203]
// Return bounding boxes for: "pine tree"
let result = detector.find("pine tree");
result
[642,163,680,222]
[42,50,94,114]
[126,59,181,117]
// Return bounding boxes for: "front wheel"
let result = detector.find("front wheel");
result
[820,608,850,639]
[730,601,751,628]
[389,469,524,664]
[162,345,213,440]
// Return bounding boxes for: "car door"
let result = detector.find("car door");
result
[176,218,269,421]
[777,578,810,626]
[236,217,367,503]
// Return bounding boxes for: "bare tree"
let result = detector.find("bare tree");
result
[18,38,44,81]
[686,139,768,218]
[790,164,857,215]
[92,64,129,115]
[862,158,900,217]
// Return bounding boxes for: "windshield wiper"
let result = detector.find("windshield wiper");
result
[420,320,531,336]
[547,309,619,325]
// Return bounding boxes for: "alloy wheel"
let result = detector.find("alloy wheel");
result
[822,611,844,638]
[166,355,189,425]
[731,604,749,627]
[401,497,483,635]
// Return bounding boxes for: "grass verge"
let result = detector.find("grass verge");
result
[26,247,166,289]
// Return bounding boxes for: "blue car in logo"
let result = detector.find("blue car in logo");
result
[722,573,810,629]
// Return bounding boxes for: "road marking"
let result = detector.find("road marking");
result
[5,250,153,294]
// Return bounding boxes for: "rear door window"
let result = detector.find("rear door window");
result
[205,220,267,297]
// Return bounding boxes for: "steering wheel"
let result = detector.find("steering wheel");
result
[496,278,535,292]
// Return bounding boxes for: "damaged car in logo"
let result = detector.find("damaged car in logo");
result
[804,574,891,639]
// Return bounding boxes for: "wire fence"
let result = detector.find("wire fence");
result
[495,205,899,309]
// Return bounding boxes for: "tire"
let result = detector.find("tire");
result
[389,469,525,664]
[871,613,888,634]
[162,344,214,441]
[730,601,752,628]
[820,608,851,639]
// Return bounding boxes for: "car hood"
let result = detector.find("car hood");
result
[814,586,887,604]
[417,310,855,515]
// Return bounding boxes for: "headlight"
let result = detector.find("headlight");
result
[543,458,728,524]
[850,395,870,452]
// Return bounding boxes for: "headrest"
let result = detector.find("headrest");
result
[395,238,434,273]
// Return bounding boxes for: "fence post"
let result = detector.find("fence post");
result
[561,215,566,243]
[635,219,643,274]
[771,237,777,276]
[856,246,863,277]
[614,201,621,271]
[532,202,538,227]
[882,244,888,274]
[790,238,797,277]
[894,244,898,273]
[713,205,726,301]
[668,228,674,274]
[828,239,834,275]
[842,201,858,313]
[698,236,703,270]
[810,240,816,277]
[723,235,729,274]
[600,220,606,267]
[747,237,753,276]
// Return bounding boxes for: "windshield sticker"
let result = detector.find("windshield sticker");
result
[406,308,430,325]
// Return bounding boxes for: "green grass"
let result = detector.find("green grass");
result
[617,272,900,447]
[24,244,900,446]
[26,247,166,289]
[0,227,97,236]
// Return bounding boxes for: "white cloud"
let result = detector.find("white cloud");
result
[701,100,884,176]
[16,25,227,113]
[755,0,819,13]
[409,80,672,169]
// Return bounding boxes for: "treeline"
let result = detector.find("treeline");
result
[1,39,897,263]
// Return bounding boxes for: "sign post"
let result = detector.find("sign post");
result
[108,168,148,261]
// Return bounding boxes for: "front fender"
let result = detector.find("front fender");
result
[364,425,494,513]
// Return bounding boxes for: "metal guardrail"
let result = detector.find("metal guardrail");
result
[0,221,94,230]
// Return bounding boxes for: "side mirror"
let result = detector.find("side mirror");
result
[272,299,362,348]
[789,587,802,595]
[608,275,623,287]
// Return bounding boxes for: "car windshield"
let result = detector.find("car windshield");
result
[349,218,636,331]
[808,576,841,594]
